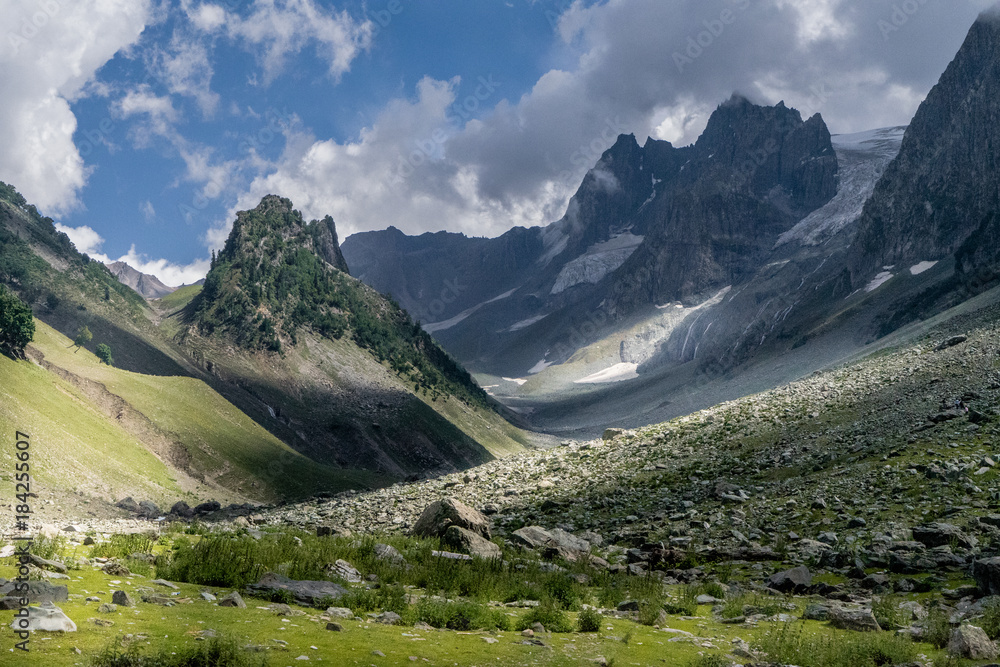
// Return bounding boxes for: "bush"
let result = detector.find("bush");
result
[871,595,903,630]
[756,622,916,667]
[414,599,509,631]
[577,607,602,632]
[688,656,730,667]
[923,605,953,649]
[91,636,269,666]
[981,597,1000,640]
[663,585,699,616]
[0,285,34,359]
[96,343,114,365]
[516,603,574,633]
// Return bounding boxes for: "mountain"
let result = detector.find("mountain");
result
[849,9,1000,291]
[181,195,529,476]
[107,260,176,298]
[344,96,839,377]
[0,184,531,510]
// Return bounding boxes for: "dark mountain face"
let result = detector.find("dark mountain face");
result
[107,261,176,299]
[344,97,837,374]
[849,11,1000,287]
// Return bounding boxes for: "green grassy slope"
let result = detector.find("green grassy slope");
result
[0,320,386,506]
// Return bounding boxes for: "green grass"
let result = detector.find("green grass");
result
[756,621,918,667]
[25,320,384,501]
[155,284,203,313]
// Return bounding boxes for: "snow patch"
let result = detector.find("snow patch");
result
[507,314,549,332]
[502,377,528,386]
[574,363,639,384]
[865,271,894,293]
[550,233,644,295]
[423,288,519,333]
[909,261,938,276]
[528,359,553,374]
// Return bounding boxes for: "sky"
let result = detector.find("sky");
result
[0,0,996,286]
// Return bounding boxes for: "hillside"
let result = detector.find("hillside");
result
[0,184,532,509]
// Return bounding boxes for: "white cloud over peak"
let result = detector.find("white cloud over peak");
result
[0,0,151,216]
[57,222,209,286]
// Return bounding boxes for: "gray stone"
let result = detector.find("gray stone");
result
[974,558,1000,596]
[828,607,880,632]
[375,611,401,625]
[949,624,998,659]
[913,523,977,550]
[329,559,362,583]
[111,590,133,607]
[768,566,812,593]
[374,543,406,565]
[246,573,346,607]
[510,526,554,550]
[218,592,246,608]
[115,497,140,513]
[326,607,354,619]
[443,526,501,560]
[98,604,117,613]
[411,498,491,540]
[170,501,194,518]
[28,554,67,574]
[0,579,68,603]
[326,622,343,631]
[9,602,76,632]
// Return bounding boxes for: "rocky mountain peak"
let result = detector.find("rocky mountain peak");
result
[848,8,1000,286]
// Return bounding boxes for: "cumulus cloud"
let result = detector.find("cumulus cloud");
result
[148,31,219,116]
[0,0,151,216]
[218,0,998,245]
[186,0,373,83]
[57,222,209,286]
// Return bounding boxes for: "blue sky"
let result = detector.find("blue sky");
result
[0,0,996,284]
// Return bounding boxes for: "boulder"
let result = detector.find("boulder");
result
[9,602,76,632]
[111,591,134,607]
[913,523,977,549]
[828,607,880,632]
[115,497,140,513]
[193,501,221,514]
[767,566,812,593]
[974,557,1000,596]
[443,525,501,560]
[138,500,161,518]
[0,579,68,603]
[510,526,554,550]
[218,592,246,608]
[326,607,354,619]
[548,529,590,553]
[603,428,625,441]
[949,625,998,659]
[170,501,194,518]
[246,573,347,608]
[329,559,362,583]
[374,543,406,566]
[27,554,66,574]
[412,498,491,540]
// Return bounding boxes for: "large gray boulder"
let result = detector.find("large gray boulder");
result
[949,624,998,659]
[974,557,1000,596]
[412,498,491,540]
[247,573,347,608]
[0,579,68,603]
[510,526,554,550]
[912,523,977,549]
[828,607,880,632]
[9,602,76,632]
[443,526,501,560]
[767,566,812,593]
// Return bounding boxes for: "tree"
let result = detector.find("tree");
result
[95,343,114,366]
[103,285,111,301]
[73,325,92,351]
[0,286,34,360]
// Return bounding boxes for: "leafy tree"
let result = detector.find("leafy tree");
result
[0,286,34,359]
[95,343,114,366]
[73,325,92,351]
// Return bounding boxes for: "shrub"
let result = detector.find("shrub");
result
[516,603,574,633]
[981,597,1000,640]
[923,605,952,649]
[689,656,730,667]
[414,599,509,631]
[871,595,903,630]
[663,585,699,616]
[91,636,269,666]
[0,286,34,359]
[756,622,916,667]
[577,607,602,632]
[95,343,114,365]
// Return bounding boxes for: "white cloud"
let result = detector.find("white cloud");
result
[55,223,106,257]
[0,0,151,216]
[190,0,374,84]
[56,222,209,286]
[149,32,219,116]
[140,200,156,222]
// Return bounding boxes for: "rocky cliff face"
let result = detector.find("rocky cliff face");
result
[849,10,1000,287]
[107,261,176,299]
[605,96,838,316]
